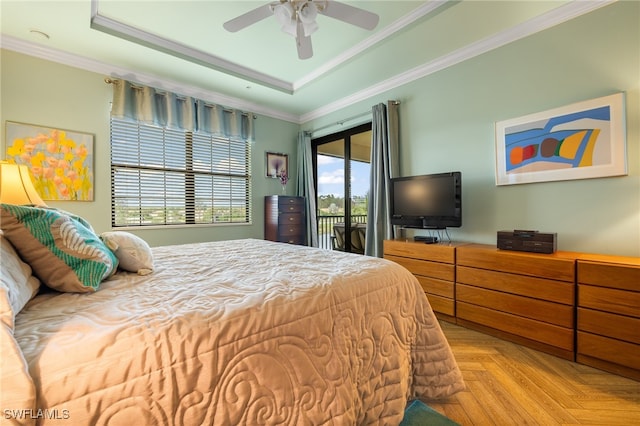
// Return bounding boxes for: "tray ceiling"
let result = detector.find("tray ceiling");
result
[0,1,612,122]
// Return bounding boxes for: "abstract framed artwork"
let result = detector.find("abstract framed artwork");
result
[495,93,627,185]
[265,151,288,178]
[5,121,94,201]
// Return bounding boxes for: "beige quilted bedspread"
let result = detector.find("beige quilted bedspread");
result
[13,239,464,425]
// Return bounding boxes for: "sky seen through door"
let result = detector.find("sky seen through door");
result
[317,155,370,198]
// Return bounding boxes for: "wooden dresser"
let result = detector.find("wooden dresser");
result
[383,240,467,323]
[456,244,577,360]
[576,254,640,380]
[382,239,640,380]
[264,195,306,246]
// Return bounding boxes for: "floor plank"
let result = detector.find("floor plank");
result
[425,321,640,425]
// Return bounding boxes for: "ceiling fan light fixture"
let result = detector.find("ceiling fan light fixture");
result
[224,0,379,59]
[274,3,297,36]
[301,21,318,37]
[281,21,298,37]
[298,2,318,23]
[298,1,319,36]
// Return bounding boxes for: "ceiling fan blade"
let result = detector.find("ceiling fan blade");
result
[223,3,274,33]
[296,22,313,60]
[319,1,379,31]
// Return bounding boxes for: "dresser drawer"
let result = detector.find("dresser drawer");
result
[427,295,455,317]
[278,224,303,237]
[457,244,575,282]
[457,302,574,351]
[457,284,574,327]
[577,307,640,344]
[416,276,454,299]
[578,285,640,318]
[385,255,454,281]
[578,261,640,291]
[279,213,303,225]
[383,240,456,263]
[577,331,640,370]
[278,235,305,245]
[278,197,305,212]
[457,266,574,305]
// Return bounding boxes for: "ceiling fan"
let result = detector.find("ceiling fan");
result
[223,0,379,60]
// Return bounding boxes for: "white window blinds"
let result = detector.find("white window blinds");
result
[110,118,251,227]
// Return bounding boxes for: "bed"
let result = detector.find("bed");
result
[1,205,464,426]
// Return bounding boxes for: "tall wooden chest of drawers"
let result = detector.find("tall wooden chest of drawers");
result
[456,244,577,360]
[264,196,306,246]
[576,255,640,381]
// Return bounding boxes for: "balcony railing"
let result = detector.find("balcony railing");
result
[317,214,367,250]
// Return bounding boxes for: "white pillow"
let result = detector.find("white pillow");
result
[0,235,40,330]
[101,231,154,275]
[0,321,36,420]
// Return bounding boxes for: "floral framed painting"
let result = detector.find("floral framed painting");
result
[5,121,94,201]
[265,151,288,178]
[495,93,627,185]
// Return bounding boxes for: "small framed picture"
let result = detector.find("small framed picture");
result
[265,152,288,178]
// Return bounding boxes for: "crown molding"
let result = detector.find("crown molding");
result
[90,3,294,95]
[0,35,299,124]
[89,0,449,95]
[299,0,616,123]
[2,0,615,126]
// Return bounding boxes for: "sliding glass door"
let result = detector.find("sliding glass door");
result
[312,123,371,253]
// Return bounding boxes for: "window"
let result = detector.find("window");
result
[110,118,251,227]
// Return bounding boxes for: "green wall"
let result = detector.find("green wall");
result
[0,49,300,247]
[2,1,638,256]
[304,1,639,257]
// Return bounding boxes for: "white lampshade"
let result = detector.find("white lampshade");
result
[298,2,319,37]
[301,20,318,37]
[274,3,297,37]
[0,161,47,206]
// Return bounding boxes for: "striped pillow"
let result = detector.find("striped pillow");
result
[0,204,118,293]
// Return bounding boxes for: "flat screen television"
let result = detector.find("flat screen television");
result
[390,171,462,229]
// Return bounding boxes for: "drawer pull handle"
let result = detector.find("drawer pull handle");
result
[289,217,294,221]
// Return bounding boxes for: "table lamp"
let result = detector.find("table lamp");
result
[0,161,47,206]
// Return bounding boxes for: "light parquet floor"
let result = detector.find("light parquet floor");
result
[426,321,640,425]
